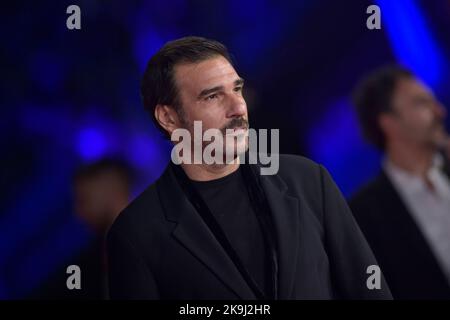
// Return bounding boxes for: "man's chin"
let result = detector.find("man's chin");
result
[432,125,447,144]
[222,141,248,163]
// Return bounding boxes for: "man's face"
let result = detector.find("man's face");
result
[388,77,447,149]
[74,172,129,232]
[173,55,249,160]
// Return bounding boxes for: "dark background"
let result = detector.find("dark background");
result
[1,0,450,299]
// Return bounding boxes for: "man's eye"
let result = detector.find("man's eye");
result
[414,98,433,108]
[206,94,218,100]
[234,86,243,92]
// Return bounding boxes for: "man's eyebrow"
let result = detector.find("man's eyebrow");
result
[198,85,224,99]
[235,78,245,86]
[197,78,245,99]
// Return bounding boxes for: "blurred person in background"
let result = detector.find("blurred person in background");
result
[29,158,132,299]
[74,158,132,235]
[350,65,450,299]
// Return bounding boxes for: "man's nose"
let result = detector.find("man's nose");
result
[226,94,247,118]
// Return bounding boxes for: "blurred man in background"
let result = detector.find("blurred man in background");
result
[30,158,132,299]
[74,159,131,235]
[350,65,450,299]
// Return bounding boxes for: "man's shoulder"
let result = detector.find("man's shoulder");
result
[278,153,317,167]
[348,171,387,211]
[275,153,323,182]
[279,153,319,168]
[109,155,321,234]
[108,181,162,238]
[260,154,326,203]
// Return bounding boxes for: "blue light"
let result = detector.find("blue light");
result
[28,50,65,93]
[306,98,381,197]
[9,217,91,298]
[133,28,166,72]
[0,151,80,299]
[227,0,312,71]
[377,0,446,88]
[76,127,108,161]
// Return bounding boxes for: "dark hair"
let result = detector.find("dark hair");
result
[352,65,414,150]
[74,158,132,189]
[140,36,233,137]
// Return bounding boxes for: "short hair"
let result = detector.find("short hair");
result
[74,158,132,190]
[140,36,234,137]
[352,65,414,150]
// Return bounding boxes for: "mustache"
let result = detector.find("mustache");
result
[220,117,249,134]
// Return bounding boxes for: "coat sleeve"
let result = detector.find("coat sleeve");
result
[107,227,160,299]
[318,165,392,300]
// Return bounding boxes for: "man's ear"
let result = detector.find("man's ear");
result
[378,112,396,138]
[154,104,180,137]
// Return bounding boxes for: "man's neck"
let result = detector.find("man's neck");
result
[180,159,240,181]
[386,140,436,178]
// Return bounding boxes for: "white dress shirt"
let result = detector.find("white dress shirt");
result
[384,154,450,285]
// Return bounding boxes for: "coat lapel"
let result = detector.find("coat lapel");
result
[156,165,256,299]
[259,170,300,299]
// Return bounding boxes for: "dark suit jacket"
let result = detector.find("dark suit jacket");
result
[349,160,450,299]
[107,154,392,299]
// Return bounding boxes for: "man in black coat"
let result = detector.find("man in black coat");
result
[107,36,392,300]
[350,66,450,299]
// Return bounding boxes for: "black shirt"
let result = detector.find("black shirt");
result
[190,167,270,297]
